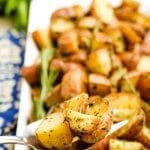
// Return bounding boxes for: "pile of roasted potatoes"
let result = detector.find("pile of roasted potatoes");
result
[22,0,150,149]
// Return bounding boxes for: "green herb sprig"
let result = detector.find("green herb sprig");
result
[35,47,58,120]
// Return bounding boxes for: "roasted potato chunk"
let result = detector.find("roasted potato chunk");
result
[137,43,150,55]
[50,58,65,71]
[50,58,83,73]
[51,5,84,20]
[81,97,112,143]
[137,72,150,101]
[21,65,40,86]
[119,71,141,93]
[142,101,150,127]
[51,18,74,33]
[62,62,83,73]
[64,109,100,134]
[78,16,102,30]
[67,50,87,64]
[119,52,140,71]
[106,92,141,122]
[130,23,146,37]
[45,84,63,107]
[137,56,150,72]
[50,18,74,39]
[89,73,111,96]
[63,93,89,113]
[135,126,150,149]
[58,30,79,54]
[115,5,135,21]
[110,67,127,88]
[91,32,112,51]
[81,113,112,144]
[123,0,140,10]
[119,21,142,43]
[61,68,88,100]
[105,93,145,139]
[78,29,92,50]
[87,96,112,118]
[32,28,50,49]
[131,13,150,29]
[117,109,145,139]
[111,54,122,71]
[109,139,146,150]
[86,49,112,76]
[36,112,73,149]
[91,0,117,24]
[106,28,125,53]
[87,137,109,150]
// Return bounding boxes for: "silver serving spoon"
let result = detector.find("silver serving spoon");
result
[0,120,128,150]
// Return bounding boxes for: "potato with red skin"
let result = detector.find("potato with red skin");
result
[51,5,84,20]
[134,43,150,55]
[108,109,145,140]
[64,109,100,134]
[87,137,109,150]
[119,52,140,71]
[50,58,83,73]
[89,73,111,96]
[119,71,141,93]
[130,23,146,37]
[87,96,112,120]
[135,126,150,148]
[142,100,150,127]
[109,139,147,150]
[132,13,150,29]
[21,65,40,86]
[45,84,63,107]
[137,72,150,101]
[81,97,112,143]
[58,30,79,54]
[86,49,112,76]
[50,18,74,40]
[137,56,150,72]
[139,43,150,55]
[91,0,117,24]
[61,68,88,100]
[119,21,142,43]
[78,29,92,50]
[50,58,65,71]
[92,32,112,51]
[106,28,125,53]
[63,93,89,113]
[115,5,135,20]
[105,92,145,139]
[110,54,122,72]
[105,92,142,122]
[66,50,87,64]
[78,16,102,30]
[62,62,83,73]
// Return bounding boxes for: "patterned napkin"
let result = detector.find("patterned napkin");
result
[0,28,25,150]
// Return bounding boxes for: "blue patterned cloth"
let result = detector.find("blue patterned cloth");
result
[0,29,25,150]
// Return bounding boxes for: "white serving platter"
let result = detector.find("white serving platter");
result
[15,0,150,149]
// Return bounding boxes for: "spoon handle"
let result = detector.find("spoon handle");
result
[0,136,37,150]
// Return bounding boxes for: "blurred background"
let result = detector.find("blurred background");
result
[0,0,31,149]
[0,0,30,30]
